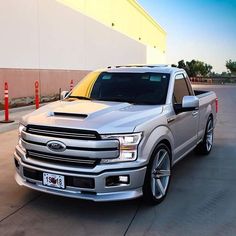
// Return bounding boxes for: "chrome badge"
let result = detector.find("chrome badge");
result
[47,141,66,152]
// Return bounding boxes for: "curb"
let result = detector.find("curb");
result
[0,103,48,134]
[0,121,19,134]
[0,104,36,116]
[0,102,51,116]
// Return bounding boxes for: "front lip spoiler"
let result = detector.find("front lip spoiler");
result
[15,172,143,202]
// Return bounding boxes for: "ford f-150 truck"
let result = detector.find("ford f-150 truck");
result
[14,65,217,204]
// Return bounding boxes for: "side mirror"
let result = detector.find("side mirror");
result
[182,96,199,110]
[60,91,69,100]
[174,96,199,114]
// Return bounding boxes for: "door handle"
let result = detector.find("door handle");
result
[192,111,199,116]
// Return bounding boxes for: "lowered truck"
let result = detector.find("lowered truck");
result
[14,65,217,204]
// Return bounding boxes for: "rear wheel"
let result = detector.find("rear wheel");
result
[195,116,214,155]
[143,143,171,205]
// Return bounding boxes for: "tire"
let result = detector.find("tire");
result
[143,143,171,205]
[195,116,214,155]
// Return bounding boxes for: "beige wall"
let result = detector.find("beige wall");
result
[0,68,89,105]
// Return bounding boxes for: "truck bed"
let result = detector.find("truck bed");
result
[194,90,213,98]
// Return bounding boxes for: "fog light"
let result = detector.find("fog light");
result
[106,175,130,187]
[119,176,129,183]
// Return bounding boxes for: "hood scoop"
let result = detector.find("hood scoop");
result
[53,112,88,119]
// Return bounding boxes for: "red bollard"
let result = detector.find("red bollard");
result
[0,82,14,123]
[70,79,74,91]
[35,81,40,109]
[215,97,218,113]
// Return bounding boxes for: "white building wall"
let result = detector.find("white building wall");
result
[0,0,147,70]
[146,46,166,65]
[0,0,38,68]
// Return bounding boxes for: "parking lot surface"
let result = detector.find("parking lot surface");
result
[0,85,236,236]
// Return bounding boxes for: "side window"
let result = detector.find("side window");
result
[173,74,191,104]
[184,74,194,96]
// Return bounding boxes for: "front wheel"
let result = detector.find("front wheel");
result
[195,116,214,155]
[143,143,171,205]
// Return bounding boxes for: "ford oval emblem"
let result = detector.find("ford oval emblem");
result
[47,141,66,152]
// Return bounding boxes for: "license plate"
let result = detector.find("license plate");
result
[43,172,65,189]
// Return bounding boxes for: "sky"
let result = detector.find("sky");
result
[137,0,236,73]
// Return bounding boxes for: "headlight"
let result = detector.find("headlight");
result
[100,132,142,163]
[18,124,26,138]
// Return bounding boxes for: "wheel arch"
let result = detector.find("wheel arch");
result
[209,113,213,120]
[206,113,214,131]
[141,125,174,165]
[150,139,172,164]
[159,139,172,156]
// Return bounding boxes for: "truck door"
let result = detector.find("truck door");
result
[170,73,199,162]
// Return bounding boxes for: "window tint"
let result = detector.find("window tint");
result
[173,74,191,104]
[90,72,170,105]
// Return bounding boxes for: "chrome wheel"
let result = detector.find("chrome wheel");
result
[206,119,213,152]
[151,148,171,199]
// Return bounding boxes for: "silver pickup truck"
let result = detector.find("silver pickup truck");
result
[14,65,217,204]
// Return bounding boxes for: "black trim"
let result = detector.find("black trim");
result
[27,125,101,140]
[53,112,88,119]
[173,103,198,114]
[24,167,43,181]
[26,150,99,168]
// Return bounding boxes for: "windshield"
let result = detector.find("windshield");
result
[69,71,170,105]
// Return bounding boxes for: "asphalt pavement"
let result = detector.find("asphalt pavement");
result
[0,85,236,236]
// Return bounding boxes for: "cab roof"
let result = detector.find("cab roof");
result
[100,64,183,74]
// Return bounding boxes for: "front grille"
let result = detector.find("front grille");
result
[27,125,100,140]
[23,167,95,189]
[27,150,99,168]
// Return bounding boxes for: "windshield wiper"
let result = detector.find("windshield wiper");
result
[133,102,158,105]
[68,96,91,100]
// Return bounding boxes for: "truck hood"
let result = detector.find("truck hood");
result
[22,100,163,133]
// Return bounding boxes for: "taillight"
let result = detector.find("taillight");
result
[215,98,218,113]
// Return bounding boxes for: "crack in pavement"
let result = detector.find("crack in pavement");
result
[124,200,142,236]
[0,194,42,224]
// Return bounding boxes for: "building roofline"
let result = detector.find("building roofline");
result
[127,0,167,35]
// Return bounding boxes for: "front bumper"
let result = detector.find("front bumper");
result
[14,150,146,202]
